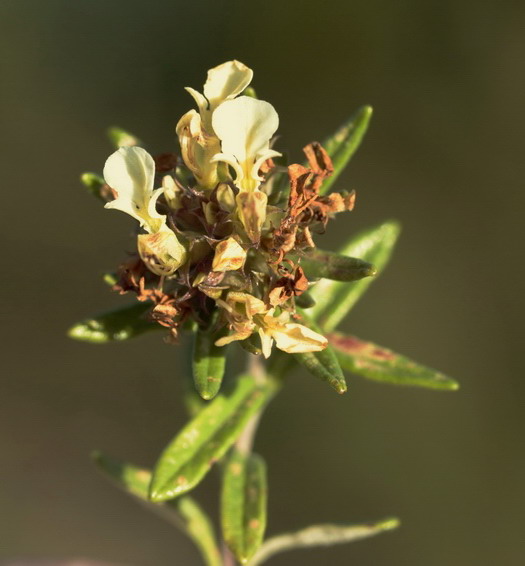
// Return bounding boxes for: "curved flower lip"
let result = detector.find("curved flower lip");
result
[103,146,166,233]
[185,60,253,119]
[211,96,281,191]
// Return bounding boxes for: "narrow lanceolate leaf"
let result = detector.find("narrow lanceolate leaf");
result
[293,314,346,394]
[309,220,401,332]
[299,249,376,282]
[329,333,459,391]
[221,450,268,564]
[193,327,227,400]
[319,105,373,195]
[294,348,347,394]
[92,453,222,566]
[149,375,277,502]
[68,302,158,343]
[250,517,399,566]
[80,172,106,202]
[107,126,140,148]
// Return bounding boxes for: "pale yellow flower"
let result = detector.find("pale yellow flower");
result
[211,96,281,192]
[177,60,253,190]
[215,292,327,358]
[185,60,253,132]
[103,146,187,275]
[103,146,165,233]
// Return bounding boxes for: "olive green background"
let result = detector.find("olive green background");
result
[1,0,524,564]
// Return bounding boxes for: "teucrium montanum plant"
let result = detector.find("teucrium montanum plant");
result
[71,60,459,565]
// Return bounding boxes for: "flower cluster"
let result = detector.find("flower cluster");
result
[101,60,355,358]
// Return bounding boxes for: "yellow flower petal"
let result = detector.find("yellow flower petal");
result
[103,146,165,233]
[211,96,281,192]
[270,322,328,354]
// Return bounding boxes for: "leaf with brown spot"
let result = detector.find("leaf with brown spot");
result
[329,332,459,391]
[221,449,268,564]
[149,374,278,502]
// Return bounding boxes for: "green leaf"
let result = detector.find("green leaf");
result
[92,451,152,498]
[92,453,222,566]
[299,249,376,282]
[80,172,106,202]
[68,302,159,343]
[309,220,401,332]
[329,332,459,391]
[149,374,278,502]
[250,517,399,565]
[294,348,347,395]
[193,327,228,400]
[107,126,140,148]
[319,105,373,195]
[293,314,347,394]
[221,450,268,564]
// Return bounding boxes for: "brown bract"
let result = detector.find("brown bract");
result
[269,141,353,262]
[112,256,185,338]
[269,266,309,306]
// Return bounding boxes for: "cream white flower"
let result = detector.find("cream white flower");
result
[185,60,253,131]
[103,146,166,233]
[177,60,253,190]
[212,96,281,192]
[215,292,327,358]
[103,146,187,275]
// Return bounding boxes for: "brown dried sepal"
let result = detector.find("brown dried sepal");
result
[268,266,309,306]
[269,142,356,261]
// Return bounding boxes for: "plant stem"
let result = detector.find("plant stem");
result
[235,354,266,455]
[222,541,238,566]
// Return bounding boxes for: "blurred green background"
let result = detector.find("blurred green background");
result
[1,0,524,564]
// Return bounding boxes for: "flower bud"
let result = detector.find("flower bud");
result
[236,191,268,243]
[137,230,187,277]
[212,237,246,272]
[216,183,236,212]
[162,175,182,211]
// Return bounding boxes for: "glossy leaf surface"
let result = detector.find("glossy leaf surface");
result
[221,450,268,563]
[319,105,373,195]
[149,374,277,502]
[250,517,399,565]
[330,332,459,390]
[309,220,401,331]
[68,302,158,343]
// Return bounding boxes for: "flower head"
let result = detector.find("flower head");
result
[95,61,358,363]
